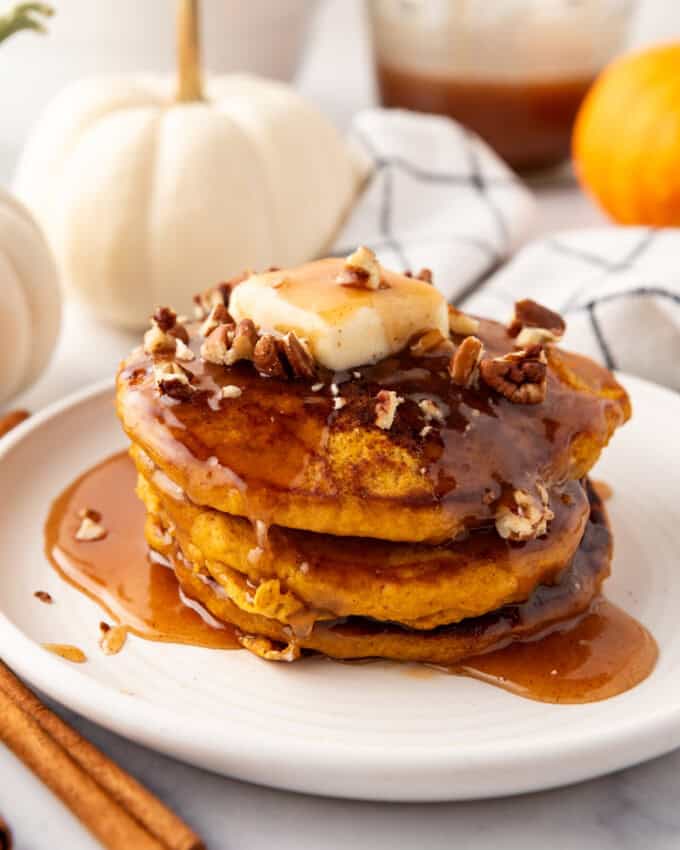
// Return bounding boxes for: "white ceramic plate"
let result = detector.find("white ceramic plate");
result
[0,375,678,801]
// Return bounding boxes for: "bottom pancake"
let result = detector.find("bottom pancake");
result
[160,483,611,665]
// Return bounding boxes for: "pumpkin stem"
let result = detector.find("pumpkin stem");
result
[0,2,53,45]
[176,0,203,102]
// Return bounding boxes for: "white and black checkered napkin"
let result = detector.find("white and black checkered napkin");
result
[335,108,536,298]
[465,228,680,392]
[335,109,680,392]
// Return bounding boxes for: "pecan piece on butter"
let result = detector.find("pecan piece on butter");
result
[336,245,382,290]
[479,344,547,404]
[449,336,484,388]
[508,299,566,347]
[405,268,433,284]
[410,328,454,356]
[153,361,195,400]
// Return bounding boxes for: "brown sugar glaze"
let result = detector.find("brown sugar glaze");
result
[117,314,629,545]
[375,64,593,171]
[44,452,657,703]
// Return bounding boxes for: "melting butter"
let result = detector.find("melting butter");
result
[229,258,449,370]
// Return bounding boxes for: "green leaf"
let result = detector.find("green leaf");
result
[0,3,54,46]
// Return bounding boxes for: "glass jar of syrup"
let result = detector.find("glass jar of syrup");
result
[368,0,636,172]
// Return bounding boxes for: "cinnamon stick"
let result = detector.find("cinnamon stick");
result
[0,662,204,850]
[0,410,29,439]
[0,815,11,850]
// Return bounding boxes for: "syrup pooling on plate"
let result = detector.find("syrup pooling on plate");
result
[44,451,239,649]
[43,453,658,704]
[454,600,658,704]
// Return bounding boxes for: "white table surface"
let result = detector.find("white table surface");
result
[4,2,680,849]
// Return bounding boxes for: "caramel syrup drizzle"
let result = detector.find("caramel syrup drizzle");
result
[44,452,657,704]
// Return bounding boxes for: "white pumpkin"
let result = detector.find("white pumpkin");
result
[14,13,366,329]
[0,189,60,406]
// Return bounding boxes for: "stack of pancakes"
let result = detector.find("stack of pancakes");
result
[117,260,630,665]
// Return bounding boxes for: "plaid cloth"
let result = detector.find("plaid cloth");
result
[338,109,680,392]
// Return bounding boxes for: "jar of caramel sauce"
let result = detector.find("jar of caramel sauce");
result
[368,0,636,172]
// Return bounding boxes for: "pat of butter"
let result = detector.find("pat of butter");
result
[229,258,448,371]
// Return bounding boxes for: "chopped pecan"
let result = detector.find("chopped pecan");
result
[479,345,547,404]
[405,268,433,284]
[153,361,194,400]
[143,321,175,355]
[34,590,53,604]
[225,319,258,366]
[200,302,232,337]
[152,305,189,343]
[174,338,195,361]
[374,389,403,430]
[495,486,554,541]
[193,273,248,318]
[152,306,178,332]
[252,331,317,379]
[508,299,566,347]
[449,336,484,388]
[448,306,480,337]
[278,332,317,379]
[410,328,454,356]
[201,319,256,367]
[253,334,286,378]
[337,246,382,290]
[419,398,445,423]
[75,511,107,542]
[144,307,189,354]
[200,324,232,364]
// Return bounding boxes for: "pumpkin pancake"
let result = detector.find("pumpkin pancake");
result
[157,482,611,665]
[136,452,591,629]
[116,301,630,544]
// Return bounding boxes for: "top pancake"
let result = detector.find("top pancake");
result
[117,315,630,543]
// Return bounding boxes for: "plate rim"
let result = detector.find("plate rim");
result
[1,373,679,801]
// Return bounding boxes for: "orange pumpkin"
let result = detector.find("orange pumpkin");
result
[573,43,680,226]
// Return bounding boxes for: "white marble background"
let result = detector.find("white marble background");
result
[4,1,680,848]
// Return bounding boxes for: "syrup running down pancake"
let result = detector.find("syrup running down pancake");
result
[134,452,591,629]
[163,480,612,665]
[117,279,629,544]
